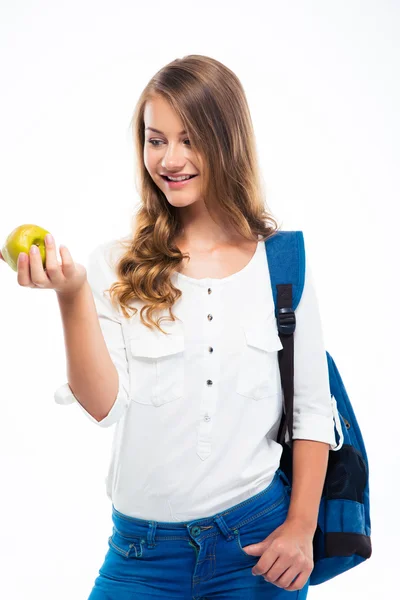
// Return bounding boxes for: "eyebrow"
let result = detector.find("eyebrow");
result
[145,127,187,135]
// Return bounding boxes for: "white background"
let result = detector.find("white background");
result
[0,1,398,598]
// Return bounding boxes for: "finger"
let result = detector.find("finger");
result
[43,234,64,285]
[285,570,309,591]
[253,548,279,577]
[59,244,76,278]
[0,249,4,261]
[263,554,294,583]
[17,252,32,287]
[29,244,49,288]
[275,565,302,589]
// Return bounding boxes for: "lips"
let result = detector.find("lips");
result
[160,174,197,180]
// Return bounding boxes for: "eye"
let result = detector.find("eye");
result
[146,139,191,147]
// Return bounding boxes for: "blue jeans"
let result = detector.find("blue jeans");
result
[88,468,310,599]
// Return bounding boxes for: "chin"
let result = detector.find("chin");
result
[166,196,200,208]
[167,197,197,206]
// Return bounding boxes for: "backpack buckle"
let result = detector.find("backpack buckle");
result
[277,307,296,335]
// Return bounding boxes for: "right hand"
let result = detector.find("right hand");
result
[0,235,87,297]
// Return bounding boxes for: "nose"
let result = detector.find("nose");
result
[161,141,187,171]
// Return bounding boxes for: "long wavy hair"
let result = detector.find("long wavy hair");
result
[106,54,279,334]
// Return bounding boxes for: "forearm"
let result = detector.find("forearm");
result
[56,280,119,422]
[286,439,329,534]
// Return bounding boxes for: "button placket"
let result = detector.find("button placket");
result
[206,286,214,387]
[197,283,220,460]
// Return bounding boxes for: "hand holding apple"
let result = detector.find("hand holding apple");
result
[1,224,50,271]
[1,224,87,297]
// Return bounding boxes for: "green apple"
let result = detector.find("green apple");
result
[1,224,51,272]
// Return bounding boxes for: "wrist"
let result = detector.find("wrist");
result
[285,515,317,536]
[56,280,89,303]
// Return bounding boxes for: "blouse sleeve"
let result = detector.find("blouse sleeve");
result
[53,242,131,428]
[286,250,344,451]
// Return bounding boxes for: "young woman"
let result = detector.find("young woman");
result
[9,55,342,599]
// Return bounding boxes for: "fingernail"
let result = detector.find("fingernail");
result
[45,234,53,244]
[30,245,38,254]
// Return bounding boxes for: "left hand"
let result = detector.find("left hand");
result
[241,518,315,591]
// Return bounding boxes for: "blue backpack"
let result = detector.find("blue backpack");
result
[264,230,372,586]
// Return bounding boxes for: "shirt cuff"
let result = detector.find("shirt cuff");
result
[54,374,130,428]
[286,396,344,451]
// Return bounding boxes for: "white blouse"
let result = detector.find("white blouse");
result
[54,234,343,521]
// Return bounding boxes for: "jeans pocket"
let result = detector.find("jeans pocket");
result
[108,526,147,559]
[233,491,290,559]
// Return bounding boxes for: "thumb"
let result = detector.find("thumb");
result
[242,530,276,554]
[242,541,266,555]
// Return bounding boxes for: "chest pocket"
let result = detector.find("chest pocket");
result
[128,331,185,407]
[236,317,283,400]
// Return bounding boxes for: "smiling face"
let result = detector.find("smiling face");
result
[143,95,205,208]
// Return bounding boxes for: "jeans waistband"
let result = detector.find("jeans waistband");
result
[111,468,290,548]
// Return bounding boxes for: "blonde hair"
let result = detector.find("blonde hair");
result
[107,54,278,333]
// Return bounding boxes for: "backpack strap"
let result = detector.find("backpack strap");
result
[265,230,306,311]
[264,231,306,446]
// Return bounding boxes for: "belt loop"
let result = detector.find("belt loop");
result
[214,514,235,541]
[147,521,157,548]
